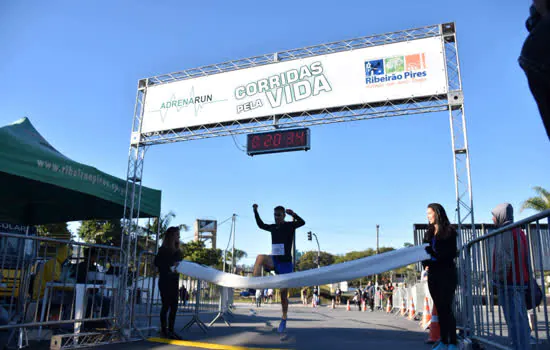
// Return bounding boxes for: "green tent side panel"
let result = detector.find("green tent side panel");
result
[0,118,161,224]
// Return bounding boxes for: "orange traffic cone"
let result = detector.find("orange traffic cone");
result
[363,301,367,312]
[346,300,351,311]
[421,297,432,329]
[312,297,316,308]
[401,298,407,316]
[426,305,440,344]
[386,299,392,313]
[408,298,416,320]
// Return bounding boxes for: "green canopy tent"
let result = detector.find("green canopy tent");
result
[0,118,161,224]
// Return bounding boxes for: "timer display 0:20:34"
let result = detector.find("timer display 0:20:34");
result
[246,128,310,155]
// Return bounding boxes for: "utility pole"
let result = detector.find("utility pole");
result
[375,224,379,287]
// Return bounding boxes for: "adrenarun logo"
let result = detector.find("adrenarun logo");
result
[156,86,227,120]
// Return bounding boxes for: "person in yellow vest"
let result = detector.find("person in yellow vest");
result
[33,245,70,300]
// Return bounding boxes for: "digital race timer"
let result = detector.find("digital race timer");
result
[246,128,310,156]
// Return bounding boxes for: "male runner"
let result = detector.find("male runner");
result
[251,203,305,334]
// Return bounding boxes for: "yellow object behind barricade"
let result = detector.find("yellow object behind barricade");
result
[0,269,22,298]
[32,246,70,300]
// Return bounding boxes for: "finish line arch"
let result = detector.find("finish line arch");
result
[120,22,474,330]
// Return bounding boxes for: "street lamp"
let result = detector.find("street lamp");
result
[307,231,320,269]
[307,231,321,303]
[375,224,379,287]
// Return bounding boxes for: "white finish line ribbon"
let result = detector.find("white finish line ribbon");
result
[175,244,429,289]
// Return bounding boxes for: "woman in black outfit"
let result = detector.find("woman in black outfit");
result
[154,226,183,339]
[423,203,458,350]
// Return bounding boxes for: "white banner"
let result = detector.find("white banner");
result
[175,244,429,289]
[141,37,447,134]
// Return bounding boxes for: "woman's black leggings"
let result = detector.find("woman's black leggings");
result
[428,268,458,345]
[159,278,179,331]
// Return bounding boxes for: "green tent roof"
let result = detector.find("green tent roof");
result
[0,118,161,224]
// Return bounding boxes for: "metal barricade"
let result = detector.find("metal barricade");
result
[0,232,122,348]
[132,252,230,337]
[462,210,550,349]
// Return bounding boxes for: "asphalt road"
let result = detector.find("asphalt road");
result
[95,303,433,350]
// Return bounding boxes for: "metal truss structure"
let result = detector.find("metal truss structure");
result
[120,22,475,337]
[50,331,122,350]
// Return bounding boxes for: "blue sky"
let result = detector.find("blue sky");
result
[1,1,548,265]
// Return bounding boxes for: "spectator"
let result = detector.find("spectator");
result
[312,287,319,306]
[423,203,458,350]
[255,288,262,308]
[353,288,361,311]
[301,287,308,305]
[361,287,368,310]
[421,266,429,281]
[72,247,112,328]
[366,281,375,312]
[154,227,183,340]
[179,286,189,306]
[73,247,107,283]
[519,0,550,140]
[382,283,389,305]
[335,287,342,306]
[388,283,395,306]
[492,203,531,350]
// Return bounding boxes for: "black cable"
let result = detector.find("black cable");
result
[230,134,246,152]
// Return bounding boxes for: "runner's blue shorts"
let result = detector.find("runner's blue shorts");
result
[271,255,293,275]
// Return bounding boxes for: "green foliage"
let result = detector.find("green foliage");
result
[181,240,222,267]
[521,186,550,213]
[333,247,394,264]
[36,223,73,240]
[77,219,122,245]
[225,249,247,266]
[146,211,190,237]
[332,247,396,286]
[296,251,335,271]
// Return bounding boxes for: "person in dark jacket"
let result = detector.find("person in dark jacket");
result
[154,226,183,340]
[520,0,550,140]
[423,203,458,350]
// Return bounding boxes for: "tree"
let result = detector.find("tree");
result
[296,251,335,271]
[145,211,189,238]
[521,186,550,212]
[36,223,73,257]
[181,240,222,267]
[225,249,247,266]
[333,247,394,264]
[78,219,122,246]
[403,242,414,248]
[36,223,73,240]
[333,247,395,286]
[137,211,190,252]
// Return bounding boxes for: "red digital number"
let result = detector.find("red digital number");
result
[263,134,272,148]
[251,136,260,149]
[295,131,305,145]
[286,132,295,146]
[273,133,282,147]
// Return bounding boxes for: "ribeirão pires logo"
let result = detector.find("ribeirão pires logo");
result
[365,53,427,85]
